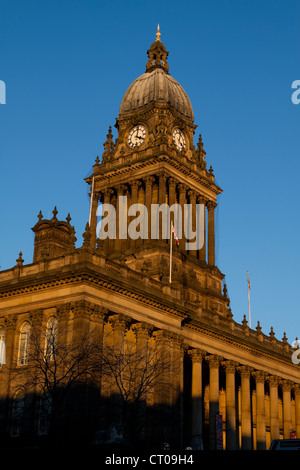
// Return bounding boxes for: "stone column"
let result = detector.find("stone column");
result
[269,375,280,441]
[129,180,141,249]
[153,330,172,444]
[132,322,153,442]
[238,365,253,449]
[198,196,206,262]
[72,300,92,344]
[253,371,266,450]
[116,184,127,252]
[282,380,293,439]
[88,306,106,430]
[168,177,176,244]
[170,335,185,447]
[178,183,186,250]
[110,314,129,350]
[144,176,155,242]
[207,201,216,266]
[158,172,167,241]
[294,384,300,438]
[223,360,238,450]
[136,184,145,248]
[103,188,114,255]
[188,349,206,449]
[90,189,99,250]
[108,314,131,439]
[187,190,197,257]
[207,355,222,449]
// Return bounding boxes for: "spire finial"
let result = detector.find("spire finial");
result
[156,24,161,41]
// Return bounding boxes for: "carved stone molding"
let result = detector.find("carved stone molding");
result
[188,348,206,363]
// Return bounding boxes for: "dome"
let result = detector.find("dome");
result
[118,28,194,121]
[119,68,194,120]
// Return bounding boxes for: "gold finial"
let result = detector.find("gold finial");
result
[156,24,161,41]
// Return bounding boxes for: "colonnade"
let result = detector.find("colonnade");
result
[189,349,300,450]
[89,174,217,265]
[2,306,299,450]
[93,312,300,450]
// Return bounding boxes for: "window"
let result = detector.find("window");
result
[0,328,5,365]
[45,317,58,362]
[11,390,25,437]
[18,322,31,365]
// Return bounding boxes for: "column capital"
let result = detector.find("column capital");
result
[153,329,172,344]
[4,315,17,330]
[169,332,185,346]
[29,308,44,327]
[268,375,281,387]
[129,179,142,189]
[145,175,155,186]
[282,379,293,392]
[178,183,187,193]
[132,322,153,337]
[237,365,254,378]
[115,184,128,194]
[207,200,217,211]
[157,171,167,182]
[104,187,114,196]
[56,302,73,321]
[252,370,267,383]
[187,189,197,201]
[108,313,131,331]
[197,194,207,205]
[294,384,300,395]
[188,348,206,363]
[206,354,223,368]
[90,305,107,323]
[72,299,94,319]
[222,359,239,373]
[168,176,176,187]
[91,190,100,201]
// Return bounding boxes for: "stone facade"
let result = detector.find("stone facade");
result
[0,30,299,450]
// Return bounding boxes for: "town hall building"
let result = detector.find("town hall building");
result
[0,28,299,451]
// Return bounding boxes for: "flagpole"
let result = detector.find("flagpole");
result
[247,271,251,328]
[169,220,173,283]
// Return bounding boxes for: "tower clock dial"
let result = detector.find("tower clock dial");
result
[172,128,186,151]
[127,125,147,148]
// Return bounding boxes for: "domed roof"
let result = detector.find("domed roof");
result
[119,68,194,120]
[118,28,194,121]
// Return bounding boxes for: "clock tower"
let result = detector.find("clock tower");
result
[87,27,227,316]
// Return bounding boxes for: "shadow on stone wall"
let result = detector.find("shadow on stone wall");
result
[0,384,196,452]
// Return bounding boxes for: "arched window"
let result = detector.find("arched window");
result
[18,322,31,365]
[11,390,25,437]
[45,317,58,362]
[0,328,5,365]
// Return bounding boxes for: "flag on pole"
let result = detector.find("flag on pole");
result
[169,222,179,284]
[247,271,251,328]
[171,223,179,246]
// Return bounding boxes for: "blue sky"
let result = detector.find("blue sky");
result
[0,0,299,345]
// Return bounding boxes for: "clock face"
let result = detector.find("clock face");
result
[127,125,147,148]
[173,128,186,151]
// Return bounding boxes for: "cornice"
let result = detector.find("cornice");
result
[0,252,296,373]
[0,263,186,322]
[184,316,296,371]
[86,153,222,196]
